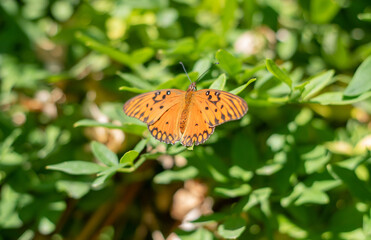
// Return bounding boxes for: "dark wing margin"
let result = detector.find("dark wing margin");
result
[147,103,183,144]
[194,89,248,127]
[123,89,185,125]
[180,102,215,147]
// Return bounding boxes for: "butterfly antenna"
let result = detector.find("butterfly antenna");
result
[179,62,192,83]
[196,62,219,83]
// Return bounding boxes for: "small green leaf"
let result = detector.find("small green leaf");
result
[309,91,371,105]
[119,86,148,94]
[302,70,335,100]
[214,184,251,198]
[74,119,126,130]
[74,119,147,136]
[92,167,118,188]
[47,161,106,175]
[256,163,283,175]
[294,188,329,205]
[130,47,154,64]
[91,141,118,166]
[265,59,292,88]
[119,150,139,166]
[154,166,199,184]
[75,32,133,67]
[216,49,242,76]
[235,188,272,212]
[310,0,340,24]
[221,0,237,33]
[300,145,330,174]
[56,180,91,199]
[117,72,153,90]
[344,56,371,96]
[358,13,371,22]
[0,128,21,154]
[328,164,371,202]
[217,216,246,239]
[229,78,256,95]
[133,138,149,152]
[192,213,227,223]
[278,215,308,239]
[228,166,253,181]
[209,73,226,90]
[176,228,214,240]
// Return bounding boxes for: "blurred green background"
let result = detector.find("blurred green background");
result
[1,0,371,239]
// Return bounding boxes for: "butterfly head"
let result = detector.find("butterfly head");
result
[187,82,197,92]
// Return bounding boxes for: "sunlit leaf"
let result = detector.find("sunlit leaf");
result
[154,166,199,184]
[209,73,226,90]
[302,70,335,100]
[216,49,242,76]
[217,216,246,239]
[265,59,292,88]
[119,150,139,166]
[344,56,371,96]
[91,141,118,166]
[46,161,106,175]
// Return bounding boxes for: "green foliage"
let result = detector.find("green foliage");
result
[0,0,370,239]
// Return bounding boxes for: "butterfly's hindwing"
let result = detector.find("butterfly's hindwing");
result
[181,102,215,147]
[147,102,183,144]
[123,89,185,124]
[194,89,248,127]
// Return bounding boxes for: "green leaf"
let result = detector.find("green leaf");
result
[91,141,118,166]
[46,161,106,175]
[209,73,226,90]
[117,72,153,90]
[0,128,21,154]
[119,150,139,166]
[133,138,149,152]
[217,216,246,239]
[277,30,297,60]
[165,38,195,55]
[153,166,198,184]
[92,167,118,188]
[56,180,91,199]
[74,119,147,136]
[256,163,283,175]
[301,70,335,100]
[130,47,154,64]
[309,91,371,105]
[265,59,292,88]
[294,188,329,205]
[344,56,371,96]
[75,32,133,67]
[214,184,251,198]
[221,0,237,33]
[310,0,340,24]
[229,78,256,95]
[192,213,227,223]
[228,166,253,181]
[358,13,371,22]
[216,49,242,76]
[300,145,330,174]
[235,188,272,212]
[176,228,214,240]
[277,215,308,239]
[328,164,371,202]
[119,86,148,94]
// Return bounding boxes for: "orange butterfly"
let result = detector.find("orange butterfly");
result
[123,63,248,147]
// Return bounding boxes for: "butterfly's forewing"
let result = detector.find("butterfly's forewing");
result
[148,102,184,144]
[181,101,215,147]
[194,89,248,127]
[123,89,185,125]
